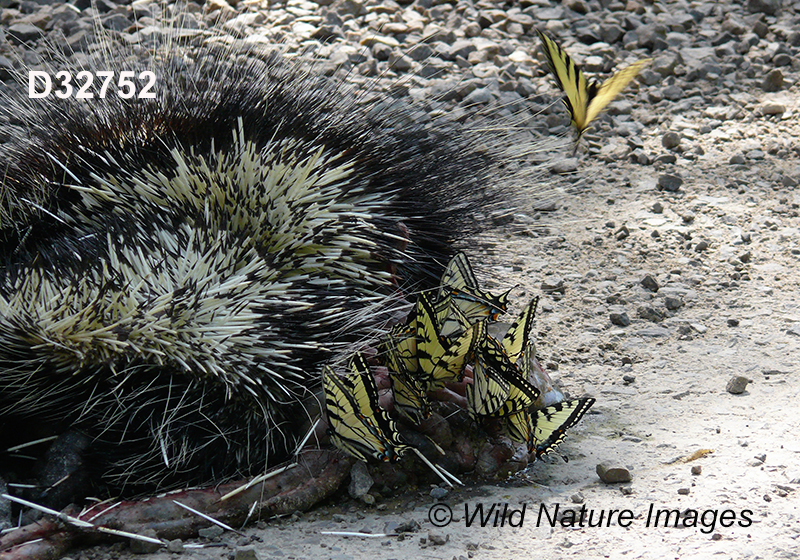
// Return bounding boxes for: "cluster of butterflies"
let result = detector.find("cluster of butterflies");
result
[322,252,595,481]
[537,30,651,146]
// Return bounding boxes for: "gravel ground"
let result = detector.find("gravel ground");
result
[2,0,799,558]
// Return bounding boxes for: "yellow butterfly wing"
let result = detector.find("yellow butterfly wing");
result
[391,371,429,424]
[415,293,484,390]
[501,297,539,362]
[436,253,511,331]
[433,292,471,338]
[530,397,595,458]
[502,409,534,448]
[467,333,539,418]
[322,354,411,462]
[538,30,650,137]
[381,323,419,375]
[438,252,480,299]
[537,30,594,134]
[586,59,651,125]
[466,336,511,418]
[482,335,540,417]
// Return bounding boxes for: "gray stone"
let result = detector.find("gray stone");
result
[641,274,660,292]
[551,157,579,174]
[234,546,259,560]
[129,529,162,554]
[637,305,664,322]
[388,51,413,72]
[657,174,683,192]
[596,463,632,483]
[762,68,783,92]
[610,312,631,327]
[348,461,374,499]
[462,87,493,105]
[747,0,781,15]
[541,275,565,294]
[198,525,224,539]
[662,132,680,149]
[636,326,670,337]
[726,375,749,394]
[761,102,785,116]
[428,531,448,545]
[6,23,43,44]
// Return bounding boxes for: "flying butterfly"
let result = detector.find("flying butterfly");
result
[322,353,412,462]
[537,30,651,143]
[503,397,595,458]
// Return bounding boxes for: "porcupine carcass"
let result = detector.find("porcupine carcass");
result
[0,30,555,506]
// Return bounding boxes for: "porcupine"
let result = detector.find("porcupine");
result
[0,5,560,507]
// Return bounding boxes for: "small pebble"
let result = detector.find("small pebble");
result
[664,296,683,310]
[199,525,225,539]
[596,463,632,483]
[428,532,448,546]
[129,529,162,554]
[610,312,631,327]
[677,488,690,495]
[348,461,374,499]
[695,240,709,252]
[657,173,683,192]
[622,374,636,385]
[640,274,660,292]
[167,539,184,553]
[762,68,783,92]
[661,131,680,149]
[651,201,664,213]
[727,318,740,327]
[234,546,259,560]
[430,486,449,500]
[691,465,702,475]
[570,492,585,503]
[541,275,566,294]
[760,101,785,116]
[726,375,749,394]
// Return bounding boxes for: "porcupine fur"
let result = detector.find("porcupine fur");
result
[0,4,561,505]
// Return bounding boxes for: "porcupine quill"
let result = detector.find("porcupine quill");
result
[0,2,566,507]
